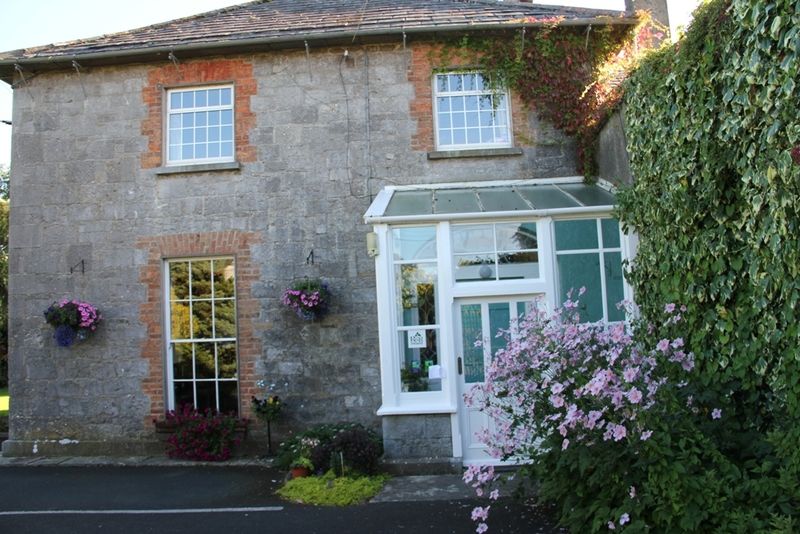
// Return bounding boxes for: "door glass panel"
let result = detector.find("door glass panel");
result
[461,304,484,383]
[452,224,494,254]
[557,253,603,321]
[488,303,510,358]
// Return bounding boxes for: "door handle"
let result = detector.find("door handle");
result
[457,357,463,375]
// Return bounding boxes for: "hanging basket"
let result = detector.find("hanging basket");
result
[43,299,102,347]
[281,278,330,321]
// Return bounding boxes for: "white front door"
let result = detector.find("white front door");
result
[456,297,542,464]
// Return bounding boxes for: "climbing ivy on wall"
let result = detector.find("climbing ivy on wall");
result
[616,0,800,529]
[444,13,665,174]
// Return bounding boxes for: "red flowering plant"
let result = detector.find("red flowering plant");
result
[43,299,102,347]
[281,278,330,321]
[163,404,247,462]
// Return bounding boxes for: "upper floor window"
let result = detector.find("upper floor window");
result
[434,72,511,150]
[167,85,234,166]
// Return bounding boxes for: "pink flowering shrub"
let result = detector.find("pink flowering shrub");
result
[163,404,247,462]
[464,294,713,532]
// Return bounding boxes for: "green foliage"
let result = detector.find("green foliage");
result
[615,0,800,529]
[277,471,389,506]
[275,422,383,475]
[443,14,665,174]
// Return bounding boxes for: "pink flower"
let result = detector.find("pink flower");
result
[620,513,630,525]
[656,339,670,352]
[711,408,722,419]
[640,430,653,441]
[489,489,500,501]
[562,438,570,450]
[664,303,676,313]
[627,388,642,404]
[608,521,616,530]
[471,506,490,522]
[612,424,627,441]
[629,486,636,499]
[476,523,488,534]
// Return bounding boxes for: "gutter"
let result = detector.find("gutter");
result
[0,15,636,81]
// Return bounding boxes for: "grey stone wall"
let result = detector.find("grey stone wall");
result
[596,109,633,186]
[382,415,452,459]
[4,44,578,457]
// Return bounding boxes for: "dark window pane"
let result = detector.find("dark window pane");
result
[173,382,194,409]
[218,342,237,379]
[555,220,598,251]
[399,329,441,392]
[170,301,191,340]
[601,218,621,248]
[219,382,238,414]
[192,301,213,339]
[191,261,212,298]
[172,343,193,379]
[497,251,539,280]
[397,263,437,326]
[195,382,216,412]
[170,262,189,299]
[557,253,603,322]
[214,300,237,338]
[213,259,235,298]
[195,343,216,379]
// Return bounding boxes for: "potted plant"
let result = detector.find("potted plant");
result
[43,299,102,347]
[290,456,314,478]
[281,278,330,321]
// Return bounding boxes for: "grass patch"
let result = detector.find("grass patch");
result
[277,472,389,506]
[0,387,8,433]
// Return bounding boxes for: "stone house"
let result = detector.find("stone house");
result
[0,0,662,464]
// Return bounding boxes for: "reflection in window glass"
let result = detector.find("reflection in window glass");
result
[396,263,437,327]
[452,222,539,282]
[399,329,441,392]
[392,226,437,261]
[167,258,238,413]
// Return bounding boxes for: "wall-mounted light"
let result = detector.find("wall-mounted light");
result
[366,232,379,258]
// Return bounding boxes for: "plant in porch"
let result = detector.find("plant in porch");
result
[281,278,330,321]
[43,299,102,347]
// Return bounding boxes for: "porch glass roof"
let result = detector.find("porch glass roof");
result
[363,178,616,224]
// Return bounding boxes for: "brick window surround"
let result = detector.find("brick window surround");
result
[141,58,257,169]
[408,43,530,153]
[136,231,262,426]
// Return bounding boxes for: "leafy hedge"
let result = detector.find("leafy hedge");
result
[616,0,800,530]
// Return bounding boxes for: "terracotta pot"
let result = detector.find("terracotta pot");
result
[290,466,311,479]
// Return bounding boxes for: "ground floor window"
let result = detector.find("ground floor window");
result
[165,257,239,413]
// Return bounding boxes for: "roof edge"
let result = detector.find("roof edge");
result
[0,15,637,84]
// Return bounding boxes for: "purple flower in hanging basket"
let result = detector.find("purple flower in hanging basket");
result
[44,298,102,347]
[54,325,77,347]
[281,279,330,321]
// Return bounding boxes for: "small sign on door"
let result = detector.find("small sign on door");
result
[407,329,427,349]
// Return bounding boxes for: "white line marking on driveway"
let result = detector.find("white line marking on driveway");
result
[0,506,284,516]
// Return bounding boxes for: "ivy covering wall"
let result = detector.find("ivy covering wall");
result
[616,0,800,529]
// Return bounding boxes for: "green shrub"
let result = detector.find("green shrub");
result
[277,471,389,506]
[276,422,382,474]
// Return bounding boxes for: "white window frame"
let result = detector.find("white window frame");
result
[163,256,240,414]
[165,84,236,166]
[433,71,513,151]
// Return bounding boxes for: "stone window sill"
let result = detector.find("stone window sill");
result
[155,161,241,176]
[427,147,523,160]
